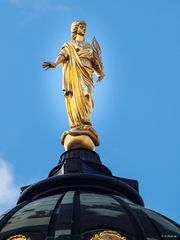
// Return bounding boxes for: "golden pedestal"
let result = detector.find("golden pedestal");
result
[61,126,99,151]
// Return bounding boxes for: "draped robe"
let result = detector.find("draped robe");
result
[60,42,95,128]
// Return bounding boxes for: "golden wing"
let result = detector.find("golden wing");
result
[92,37,103,72]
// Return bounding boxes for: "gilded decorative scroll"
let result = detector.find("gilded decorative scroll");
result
[7,235,31,240]
[90,230,127,240]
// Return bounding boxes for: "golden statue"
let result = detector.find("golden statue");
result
[43,21,105,150]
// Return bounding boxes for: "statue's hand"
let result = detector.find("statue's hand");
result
[42,62,56,70]
[97,73,105,82]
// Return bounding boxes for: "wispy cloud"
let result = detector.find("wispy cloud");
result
[8,0,70,13]
[6,0,71,25]
[0,159,19,214]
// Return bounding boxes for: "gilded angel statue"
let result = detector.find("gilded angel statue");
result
[43,21,105,150]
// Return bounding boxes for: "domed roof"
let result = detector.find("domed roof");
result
[0,149,179,240]
[0,191,179,240]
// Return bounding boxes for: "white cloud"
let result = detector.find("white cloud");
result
[33,1,69,12]
[8,0,69,12]
[8,0,22,5]
[0,159,19,214]
[6,0,71,25]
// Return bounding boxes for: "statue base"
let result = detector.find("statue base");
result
[61,126,99,151]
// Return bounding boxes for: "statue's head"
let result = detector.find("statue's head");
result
[71,21,87,40]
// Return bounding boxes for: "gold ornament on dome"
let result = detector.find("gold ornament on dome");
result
[43,21,105,151]
[90,230,127,240]
[7,235,31,240]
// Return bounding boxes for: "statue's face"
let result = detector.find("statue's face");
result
[77,24,86,36]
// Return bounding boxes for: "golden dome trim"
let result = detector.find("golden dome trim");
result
[90,230,126,240]
[7,235,31,240]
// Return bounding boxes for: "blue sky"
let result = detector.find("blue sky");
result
[0,0,180,223]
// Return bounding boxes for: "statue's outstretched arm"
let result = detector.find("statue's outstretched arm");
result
[42,54,66,70]
[54,53,67,67]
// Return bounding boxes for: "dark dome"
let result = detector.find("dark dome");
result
[0,149,179,240]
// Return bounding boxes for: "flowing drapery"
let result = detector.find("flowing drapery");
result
[61,42,94,128]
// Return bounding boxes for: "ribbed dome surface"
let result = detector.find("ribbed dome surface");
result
[0,190,180,240]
